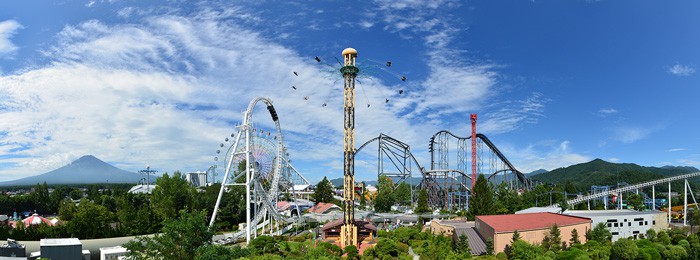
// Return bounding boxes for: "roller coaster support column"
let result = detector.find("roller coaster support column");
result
[684,179,688,226]
[669,182,672,223]
[470,114,477,190]
[340,48,359,248]
[652,185,655,210]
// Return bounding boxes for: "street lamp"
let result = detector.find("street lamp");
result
[138,165,158,193]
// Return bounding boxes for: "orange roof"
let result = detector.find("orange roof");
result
[477,212,590,233]
[309,202,339,214]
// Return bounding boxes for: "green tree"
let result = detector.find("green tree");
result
[344,245,359,260]
[645,229,656,241]
[570,228,581,245]
[626,194,644,211]
[374,238,399,258]
[690,210,700,233]
[151,171,196,221]
[67,199,113,239]
[30,182,50,214]
[249,235,280,255]
[415,189,430,214]
[486,238,494,255]
[610,238,639,260]
[374,175,395,212]
[69,189,83,200]
[591,222,612,244]
[359,182,367,209]
[657,230,671,245]
[195,244,250,260]
[124,209,214,260]
[541,224,561,251]
[663,245,688,260]
[58,199,77,221]
[455,233,470,254]
[116,193,161,235]
[512,230,521,243]
[469,174,494,218]
[312,177,334,203]
[510,240,543,259]
[392,182,412,206]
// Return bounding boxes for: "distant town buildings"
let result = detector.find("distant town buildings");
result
[186,171,208,188]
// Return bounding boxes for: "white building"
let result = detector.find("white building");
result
[186,171,208,188]
[127,184,157,194]
[565,210,668,241]
[100,246,128,260]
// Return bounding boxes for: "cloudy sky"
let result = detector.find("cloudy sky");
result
[1,0,699,183]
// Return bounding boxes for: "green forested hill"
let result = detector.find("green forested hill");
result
[531,159,699,190]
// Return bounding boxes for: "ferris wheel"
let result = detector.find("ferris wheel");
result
[209,97,309,245]
[214,130,279,188]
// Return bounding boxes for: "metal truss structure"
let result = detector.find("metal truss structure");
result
[426,131,532,211]
[356,134,425,200]
[209,97,309,244]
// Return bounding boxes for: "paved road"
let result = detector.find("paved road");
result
[408,246,419,260]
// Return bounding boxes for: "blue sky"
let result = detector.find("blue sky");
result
[0,0,699,183]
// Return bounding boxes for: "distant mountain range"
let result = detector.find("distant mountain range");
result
[0,155,143,186]
[531,159,700,190]
[320,159,699,191]
[526,169,548,176]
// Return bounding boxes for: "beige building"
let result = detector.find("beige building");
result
[476,212,591,254]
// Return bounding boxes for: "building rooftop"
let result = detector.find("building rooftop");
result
[321,218,377,232]
[100,246,127,254]
[308,202,340,214]
[477,212,591,233]
[515,207,563,214]
[565,209,663,217]
[40,238,81,246]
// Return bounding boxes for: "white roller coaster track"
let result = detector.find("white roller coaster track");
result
[551,171,700,207]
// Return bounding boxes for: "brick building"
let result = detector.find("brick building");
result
[475,212,591,254]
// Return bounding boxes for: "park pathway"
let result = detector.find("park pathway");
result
[408,246,419,260]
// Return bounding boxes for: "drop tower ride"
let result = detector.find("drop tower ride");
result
[340,48,359,247]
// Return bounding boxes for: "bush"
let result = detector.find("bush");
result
[610,238,638,260]
[397,242,409,253]
[375,238,399,258]
[663,245,688,260]
[344,245,359,260]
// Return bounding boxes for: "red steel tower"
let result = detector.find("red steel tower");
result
[471,114,477,190]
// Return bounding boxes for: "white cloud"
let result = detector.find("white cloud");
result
[0,10,424,181]
[502,140,590,172]
[598,108,617,116]
[0,20,22,57]
[669,64,695,76]
[359,21,374,29]
[667,148,687,152]
[612,126,660,144]
[479,92,549,134]
[608,157,620,162]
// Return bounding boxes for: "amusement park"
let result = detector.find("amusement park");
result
[3,1,700,259]
[199,47,700,259]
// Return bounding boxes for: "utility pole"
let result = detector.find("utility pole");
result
[340,48,359,248]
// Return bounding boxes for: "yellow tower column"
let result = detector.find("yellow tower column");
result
[340,47,359,248]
